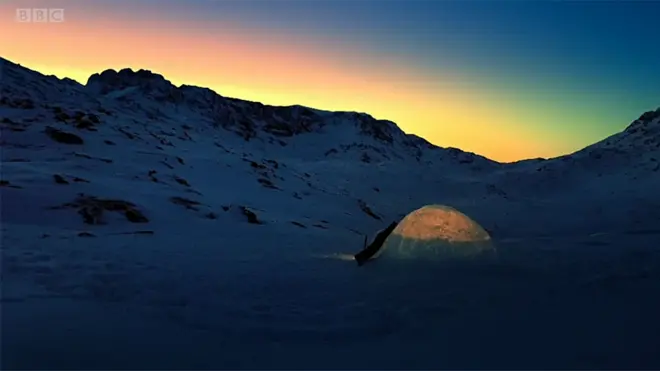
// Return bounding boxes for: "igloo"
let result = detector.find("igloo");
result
[356,204,495,264]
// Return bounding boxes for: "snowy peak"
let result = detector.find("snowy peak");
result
[584,107,660,155]
[343,111,398,143]
[86,68,184,106]
[78,64,486,163]
[624,108,660,138]
[86,68,173,94]
[503,106,660,196]
[0,57,89,105]
[80,65,413,147]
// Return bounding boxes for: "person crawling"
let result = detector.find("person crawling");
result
[354,221,398,266]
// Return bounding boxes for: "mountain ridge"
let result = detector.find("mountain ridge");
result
[8,57,656,165]
[1,56,659,238]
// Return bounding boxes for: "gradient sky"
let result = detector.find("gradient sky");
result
[2,0,658,162]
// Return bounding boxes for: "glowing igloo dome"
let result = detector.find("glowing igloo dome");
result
[378,204,495,261]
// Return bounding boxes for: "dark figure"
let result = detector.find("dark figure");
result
[354,221,398,266]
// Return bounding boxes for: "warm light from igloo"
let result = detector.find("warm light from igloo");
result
[392,205,491,242]
[379,205,494,261]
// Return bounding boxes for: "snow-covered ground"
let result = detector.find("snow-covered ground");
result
[2,56,660,369]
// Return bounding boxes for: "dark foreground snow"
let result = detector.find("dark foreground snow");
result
[3,224,660,369]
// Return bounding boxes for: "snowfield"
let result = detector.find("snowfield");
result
[1,56,660,369]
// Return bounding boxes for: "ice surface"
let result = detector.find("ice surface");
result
[1,57,660,369]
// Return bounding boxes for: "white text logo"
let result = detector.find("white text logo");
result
[16,8,64,23]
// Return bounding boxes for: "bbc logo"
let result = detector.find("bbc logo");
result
[16,8,65,23]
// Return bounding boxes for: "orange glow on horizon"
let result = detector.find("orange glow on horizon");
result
[0,4,555,162]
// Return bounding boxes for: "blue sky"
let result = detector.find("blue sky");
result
[5,0,658,160]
